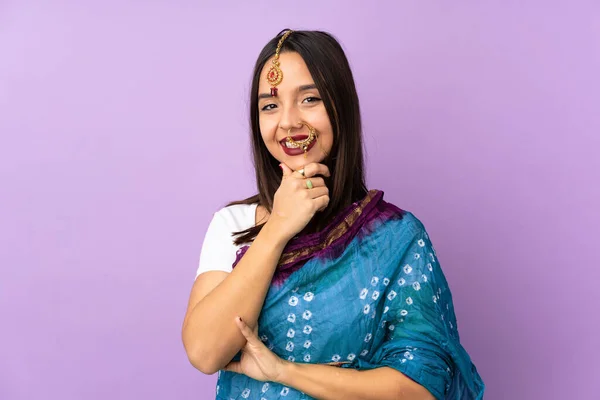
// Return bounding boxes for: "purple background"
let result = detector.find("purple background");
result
[1,1,598,399]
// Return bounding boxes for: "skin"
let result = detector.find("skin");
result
[223,51,332,377]
[221,52,434,400]
[256,51,334,223]
[181,54,332,377]
[224,316,434,400]
[258,51,333,172]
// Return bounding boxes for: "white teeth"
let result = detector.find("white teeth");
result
[284,141,297,149]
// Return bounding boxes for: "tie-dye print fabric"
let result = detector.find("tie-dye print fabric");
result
[215,190,485,399]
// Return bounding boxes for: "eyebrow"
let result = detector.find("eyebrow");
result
[258,84,318,99]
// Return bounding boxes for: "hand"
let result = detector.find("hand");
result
[223,317,290,383]
[268,162,331,242]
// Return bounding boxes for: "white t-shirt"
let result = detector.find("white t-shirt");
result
[195,203,258,279]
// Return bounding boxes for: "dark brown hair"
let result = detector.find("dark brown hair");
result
[228,29,368,245]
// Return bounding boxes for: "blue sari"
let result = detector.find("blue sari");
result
[215,190,485,399]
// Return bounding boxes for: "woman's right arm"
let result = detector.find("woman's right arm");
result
[182,219,289,375]
[182,162,330,375]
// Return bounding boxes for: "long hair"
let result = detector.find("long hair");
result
[228,29,368,245]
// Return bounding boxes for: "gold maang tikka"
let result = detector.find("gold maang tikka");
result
[286,122,318,158]
[266,30,293,97]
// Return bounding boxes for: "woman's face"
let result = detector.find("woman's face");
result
[258,51,333,172]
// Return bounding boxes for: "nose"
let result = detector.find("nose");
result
[278,104,302,134]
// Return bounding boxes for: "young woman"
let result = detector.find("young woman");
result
[182,29,485,400]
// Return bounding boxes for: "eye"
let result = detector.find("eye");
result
[261,103,277,111]
[303,96,321,104]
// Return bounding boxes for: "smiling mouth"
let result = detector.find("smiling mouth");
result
[280,135,309,148]
[279,134,317,156]
[279,122,318,157]
[280,139,317,155]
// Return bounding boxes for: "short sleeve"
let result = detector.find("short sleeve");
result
[195,211,237,279]
[344,216,485,399]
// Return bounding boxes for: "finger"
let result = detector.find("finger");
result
[314,194,330,212]
[223,361,242,374]
[304,177,325,188]
[308,186,329,199]
[235,317,260,345]
[280,163,293,178]
[296,177,326,192]
[291,169,306,179]
[290,166,310,180]
[304,163,331,178]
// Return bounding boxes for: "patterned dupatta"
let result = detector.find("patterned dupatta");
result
[232,190,399,286]
[217,190,485,400]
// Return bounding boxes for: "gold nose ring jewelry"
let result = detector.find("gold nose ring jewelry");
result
[286,122,317,158]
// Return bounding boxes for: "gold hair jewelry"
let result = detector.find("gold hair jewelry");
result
[286,121,317,158]
[266,30,293,97]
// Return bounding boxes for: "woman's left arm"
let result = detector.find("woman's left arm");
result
[224,316,434,400]
[278,361,435,400]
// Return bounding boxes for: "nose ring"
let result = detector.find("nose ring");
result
[286,122,317,158]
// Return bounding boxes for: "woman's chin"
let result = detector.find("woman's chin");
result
[283,152,328,169]
[285,157,317,171]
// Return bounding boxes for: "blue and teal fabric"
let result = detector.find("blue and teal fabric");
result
[215,190,485,399]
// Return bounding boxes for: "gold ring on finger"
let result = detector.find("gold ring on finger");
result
[298,168,305,177]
